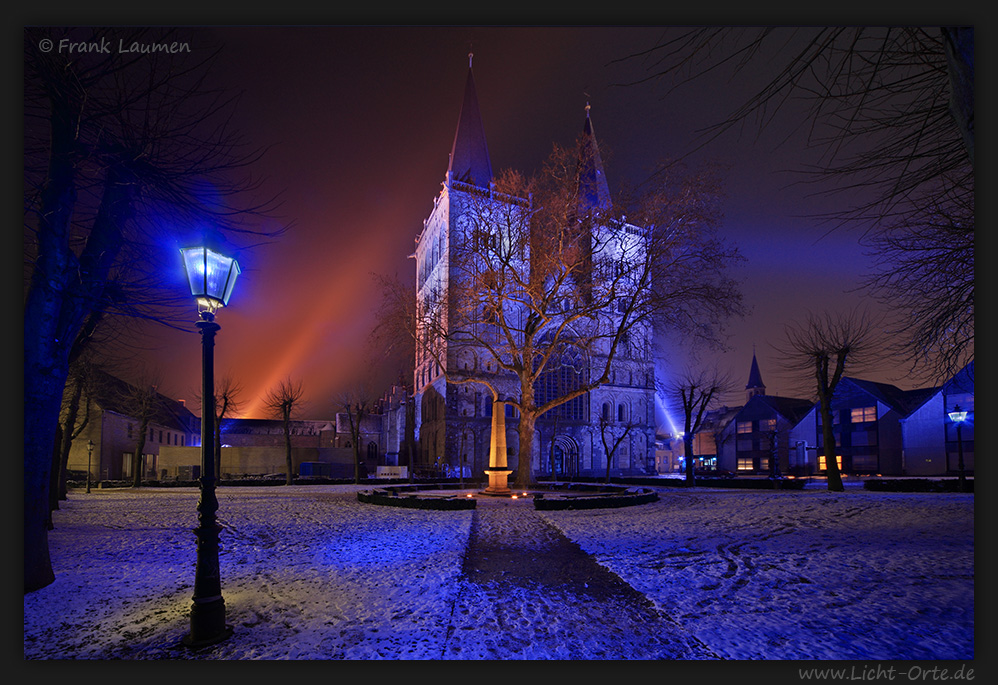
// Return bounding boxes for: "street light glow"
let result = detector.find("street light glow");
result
[180,246,241,313]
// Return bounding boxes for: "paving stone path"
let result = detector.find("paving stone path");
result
[440,497,720,659]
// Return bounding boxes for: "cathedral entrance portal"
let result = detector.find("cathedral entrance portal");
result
[551,435,579,479]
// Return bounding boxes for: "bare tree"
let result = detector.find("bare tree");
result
[197,374,244,479]
[52,358,103,510]
[23,27,285,592]
[598,413,639,484]
[664,366,734,486]
[336,386,377,484]
[387,139,743,488]
[263,377,306,485]
[775,309,883,492]
[620,26,973,382]
[119,370,165,489]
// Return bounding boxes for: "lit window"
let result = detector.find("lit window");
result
[737,456,754,471]
[761,419,777,432]
[818,454,843,470]
[736,421,752,434]
[850,406,877,423]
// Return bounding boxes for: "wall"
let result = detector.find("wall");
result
[901,392,947,475]
[157,445,361,479]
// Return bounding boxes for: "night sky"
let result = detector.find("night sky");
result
[120,26,901,425]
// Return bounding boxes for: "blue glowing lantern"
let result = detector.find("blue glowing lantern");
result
[180,245,240,313]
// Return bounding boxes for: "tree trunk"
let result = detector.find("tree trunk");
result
[24,87,80,592]
[57,378,85,502]
[132,425,149,488]
[215,423,222,480]
[604,441,612,484]
[515,410,537,489]
[47,425,63,527]
[283,414,293,485]
[353,443,362,484]
[684,435,696,487]
[819,399,844,492]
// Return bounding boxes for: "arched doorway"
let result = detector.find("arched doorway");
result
[552,435,579,479]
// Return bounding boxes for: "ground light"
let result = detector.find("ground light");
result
[179,242,240,648]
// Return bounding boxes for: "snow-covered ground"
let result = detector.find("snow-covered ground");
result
[23,483,974,661]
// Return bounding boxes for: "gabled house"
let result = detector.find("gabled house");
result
[725,394,816,475]
[701,352,814,475]
[901,361,975,476]
[801,376,939,476]
[67,370,200,482]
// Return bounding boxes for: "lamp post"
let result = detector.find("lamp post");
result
[180,243,240,648]
[86,440,94,494]
[947,405,968,493]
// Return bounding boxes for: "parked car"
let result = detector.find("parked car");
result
[694,466,735,479]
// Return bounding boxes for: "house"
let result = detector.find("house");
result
[66,370,200,482]
[800,377,940,476]
[901,361,975,476]
[725,394,816,475]
[693,352,814,476]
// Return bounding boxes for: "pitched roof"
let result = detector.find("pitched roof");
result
[447,54,492,188]
[91,369,198,432]
[756,395,815,424]
[843,377,914,414]
[576,105,612,211]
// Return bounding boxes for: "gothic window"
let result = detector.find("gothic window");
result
[617,403,627,422]
[602,402,611,422]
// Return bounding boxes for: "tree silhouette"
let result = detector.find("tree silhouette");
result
[620,26,973,383]
[664,366,734,486]
[23,27,284,592]
[775,309,884,492]
[263,377,306,485]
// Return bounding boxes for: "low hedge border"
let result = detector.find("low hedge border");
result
[533,487,659,510]
[863,478,974,493]
[357,488,477,510]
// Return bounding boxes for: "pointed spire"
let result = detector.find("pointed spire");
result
[447,53,492,188]
[746,350,766,400]
[577,102,612,211]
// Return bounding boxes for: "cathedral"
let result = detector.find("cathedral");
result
[411,56,657,480]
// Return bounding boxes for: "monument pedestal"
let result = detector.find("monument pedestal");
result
[482,468,512,495]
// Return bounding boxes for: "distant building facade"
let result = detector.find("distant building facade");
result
[411,57,656,479]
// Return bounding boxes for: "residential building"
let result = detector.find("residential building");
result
[65,370,200,482]
[901,361,975,476]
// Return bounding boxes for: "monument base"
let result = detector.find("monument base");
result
[482,468,512,495]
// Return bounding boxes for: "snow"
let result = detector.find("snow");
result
[23,482,974,661]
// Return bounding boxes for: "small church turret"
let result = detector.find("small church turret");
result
[746,349,766,401]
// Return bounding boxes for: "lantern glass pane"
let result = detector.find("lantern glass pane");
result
[221,260,241,306]
[203,249,233,301]
[181,247,208,297]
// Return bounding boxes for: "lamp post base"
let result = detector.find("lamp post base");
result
[482,468,512,495]
[182,596,233,648]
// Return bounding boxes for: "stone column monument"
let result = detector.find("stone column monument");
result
[482,396,512,495]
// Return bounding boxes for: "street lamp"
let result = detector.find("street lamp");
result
[947,405,969,493]
[86,440,94,494]
[179,243,240,648]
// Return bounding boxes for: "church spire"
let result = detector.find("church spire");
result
[576,102,612,211]
[447,52,493,188]
[746,348,766,401]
